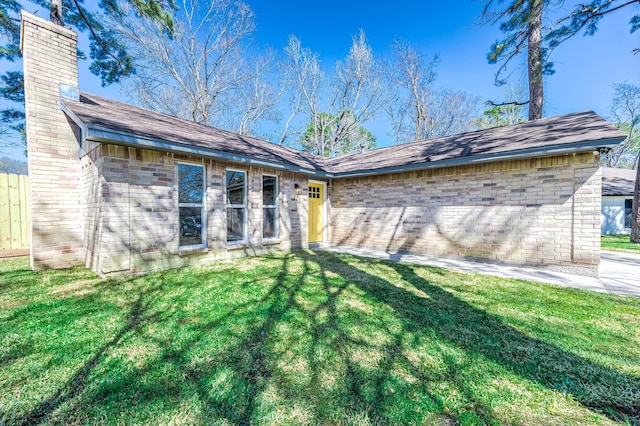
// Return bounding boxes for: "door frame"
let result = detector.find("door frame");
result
[308,179,327,243]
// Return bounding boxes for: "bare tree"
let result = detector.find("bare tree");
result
[604,83,640,243]
[422,90,480,138]
[606,83,640,168]
[281,31,384,156]
[0,156,27,174]
[278,35,323,146]
[383,40,438,144]
[384,40,479,144]
[235,49,282,137]
[114,0,279,136]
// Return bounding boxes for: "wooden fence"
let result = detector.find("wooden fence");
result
[0,173,30,257]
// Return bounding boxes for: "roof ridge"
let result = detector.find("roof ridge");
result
[324,110,608,166]
[77,91,326,163]
[66,93,626,176]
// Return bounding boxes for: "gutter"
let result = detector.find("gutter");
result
[330,137,624,178]
[60,103,625,180]
[84,124,335,178]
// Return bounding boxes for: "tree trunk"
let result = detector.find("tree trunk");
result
[527,0,544,120]
[630,165,640,243]
[50,0,64,26]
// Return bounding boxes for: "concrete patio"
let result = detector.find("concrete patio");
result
[312,244,640,298]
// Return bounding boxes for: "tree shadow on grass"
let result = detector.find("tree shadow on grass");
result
[71,253,310,425]
[0,262,96,296]
[6,251,639,424]
[298,252,458,423]
[11,287,155,426]
[296,250,513,424]
[156,253,307,425]
[4,269,182,425]
[311,250,640,424]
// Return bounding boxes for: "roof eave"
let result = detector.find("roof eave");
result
[331,137,625,178]
[60,101,89,156]
[64,104,625,180]
[84,124,334,178]
[603,193,634,197]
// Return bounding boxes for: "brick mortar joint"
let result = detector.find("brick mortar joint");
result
[21,11,77,55]
[21,11,77,39]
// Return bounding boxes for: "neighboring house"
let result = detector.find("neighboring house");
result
[21,12,627,276]
[601,167,636,234]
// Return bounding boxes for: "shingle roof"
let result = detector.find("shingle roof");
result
[62,93,626,177]
[63,92,328,173]
[326,111,626,174]
[602,167,637,196]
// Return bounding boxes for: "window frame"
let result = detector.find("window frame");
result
[225,169,247,245]
[262,174,278,241]
[177,162,207,250]
[625,199,633,229]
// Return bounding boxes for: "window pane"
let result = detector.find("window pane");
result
[263,207,276,239]
[625,199,633,228]
[178,164,204,204]
[263,176,276,206]
[227,207,245,242]
[180,206,203,247]
[226,170,245,205]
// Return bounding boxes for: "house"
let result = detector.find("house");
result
[601,167,636,234]
[21,12,627,276]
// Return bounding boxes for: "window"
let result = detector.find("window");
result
[263,175,278,239]
[226,170,246,243]
[178,163,205,248]
[309,185,321,199]
[625,199,633,229]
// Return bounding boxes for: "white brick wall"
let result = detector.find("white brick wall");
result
[22,12,83,269]
[90,146,308,275]
[330,154,601,268]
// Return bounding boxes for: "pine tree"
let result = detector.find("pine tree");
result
[0,0,174,151]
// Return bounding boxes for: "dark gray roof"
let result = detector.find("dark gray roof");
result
[326,111,626,175]
[62,93,627,177]
[602,167,637,196]
[62,92,328,174]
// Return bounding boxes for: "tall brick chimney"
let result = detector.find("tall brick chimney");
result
[21,11,83,269]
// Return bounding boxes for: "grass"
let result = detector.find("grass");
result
[1,252,639,425]
[602,234,640,253]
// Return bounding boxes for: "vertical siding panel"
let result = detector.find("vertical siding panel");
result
[0,174,10,251]
[8,174,21,250]
[19,174,30,250]
[0,173,31,254]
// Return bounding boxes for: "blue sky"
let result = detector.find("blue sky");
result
[244,0,639,116]
[4,0,639,161]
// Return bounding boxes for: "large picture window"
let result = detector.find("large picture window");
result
[226,170,246,243]
[263,175,278,239]
[625,199,633,229]
[178,163,205,248]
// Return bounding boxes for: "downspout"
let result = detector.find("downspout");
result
[570,161,576,263]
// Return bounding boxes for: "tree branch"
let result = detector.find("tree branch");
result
[70,0,124,69]
[484,99,530,107]
[549,0,639,49]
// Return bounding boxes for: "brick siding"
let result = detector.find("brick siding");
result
[329,154,601,270]
[21,11,602,275]
[22,12,83,269]
[86,145,308,275]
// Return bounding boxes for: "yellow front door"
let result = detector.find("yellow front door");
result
[308,182,323,243]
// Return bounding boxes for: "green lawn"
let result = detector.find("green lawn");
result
[1,252,639,425]
[602,234,640,253]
